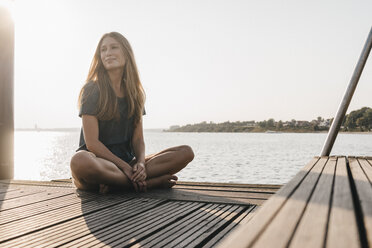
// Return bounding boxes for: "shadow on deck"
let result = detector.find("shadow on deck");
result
[0,179,281,247]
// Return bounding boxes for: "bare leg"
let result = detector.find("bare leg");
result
[70,145,194,191]
[70,151,132,190]
[140,145,194,189]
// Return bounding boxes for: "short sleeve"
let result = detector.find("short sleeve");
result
[79,82,99,117]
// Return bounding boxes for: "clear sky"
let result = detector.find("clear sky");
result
[12,0,372,129]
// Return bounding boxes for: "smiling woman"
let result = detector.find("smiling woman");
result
[70,32,194,193]
[0,1,15,179]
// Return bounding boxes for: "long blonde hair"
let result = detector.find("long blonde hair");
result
[78,32,145,126]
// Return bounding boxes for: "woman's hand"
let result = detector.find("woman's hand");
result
[132,162,147,182]
[121,167,140,192]
[122,163,147,192]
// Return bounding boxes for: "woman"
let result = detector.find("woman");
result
[70,32,194,193]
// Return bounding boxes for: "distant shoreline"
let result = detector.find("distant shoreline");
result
[164,130,372,134]
[14,128,372,134]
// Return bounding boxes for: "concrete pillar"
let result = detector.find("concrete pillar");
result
[0,5,15,179]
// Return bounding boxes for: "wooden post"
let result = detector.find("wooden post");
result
[0,5,15,179]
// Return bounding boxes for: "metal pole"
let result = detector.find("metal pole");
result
[0,5,15,179]
[320,27,372,156]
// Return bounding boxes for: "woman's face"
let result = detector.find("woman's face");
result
[100,36,126,71]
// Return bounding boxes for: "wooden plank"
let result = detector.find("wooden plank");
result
[48,180,281,192]
[0,188,45,201]
[203,205,257,248]
[363,158,372,183]
[0,190,74,211]
[2,198,158,247]
[174,185,279,194]
[0,179,73,188]
[4,198,165,248]
[52,179,73,183]
[251,155,328,247]
[83,201,204,248]
[0,187,18,194]
[326,156,360,248]
[0,192,94,225]
[0,194,134,243]
[109,203,217,248]
[57,200,192,247]
[139,203,219,247]
[124,189,266,205]
[289,156,336,247]
[53,199,165,248]
[351,157,372,247]
[162,188,273,199]
[146,204,232,248]
[217,156,320,248]
[0,179,282,190]
[51,178,283,189]
[182,205,244,247]
[176,181,282,189]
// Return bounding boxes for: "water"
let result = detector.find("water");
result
[14,130,372,184]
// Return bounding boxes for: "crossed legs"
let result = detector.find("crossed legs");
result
[70,145,194,191]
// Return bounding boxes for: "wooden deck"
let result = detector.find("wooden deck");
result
[219,156,372,248]
[0,179,280,247]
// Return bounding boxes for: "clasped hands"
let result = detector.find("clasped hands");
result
[130,162,147,192]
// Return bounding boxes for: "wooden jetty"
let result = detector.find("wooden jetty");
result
[219,156,372,248]
[0,178,280,247]
[2,156,371,247]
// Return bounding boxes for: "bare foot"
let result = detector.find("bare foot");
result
[161,175,178,188]
[147,174,178,189]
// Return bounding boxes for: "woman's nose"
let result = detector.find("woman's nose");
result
[106,48,112,56]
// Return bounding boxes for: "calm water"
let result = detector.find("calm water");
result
[14,130,372,184]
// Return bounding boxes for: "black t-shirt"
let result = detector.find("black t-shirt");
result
[77,81,144,163]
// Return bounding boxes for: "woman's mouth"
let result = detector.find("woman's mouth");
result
[105,58,115,63]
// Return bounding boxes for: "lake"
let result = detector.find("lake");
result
[14,130,372,184]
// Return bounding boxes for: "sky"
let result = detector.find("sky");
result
[10,0,372,129]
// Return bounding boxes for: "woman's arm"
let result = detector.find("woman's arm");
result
[82,115,133,177]
[131,117,147,182]
[132,117,146,164]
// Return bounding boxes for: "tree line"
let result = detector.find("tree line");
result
[166,107,372,133]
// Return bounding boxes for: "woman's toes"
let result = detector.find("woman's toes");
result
[170,175,178,181]
[169,180,176,188]
[167,175,177,188]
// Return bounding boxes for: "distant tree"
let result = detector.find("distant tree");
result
[277,120,283,128]
[356,108,372,131]
[259,120,267,128]
[345,107,369,129]
[267,118,275,128]
[364,109,372,130]
[357,117,368,131]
